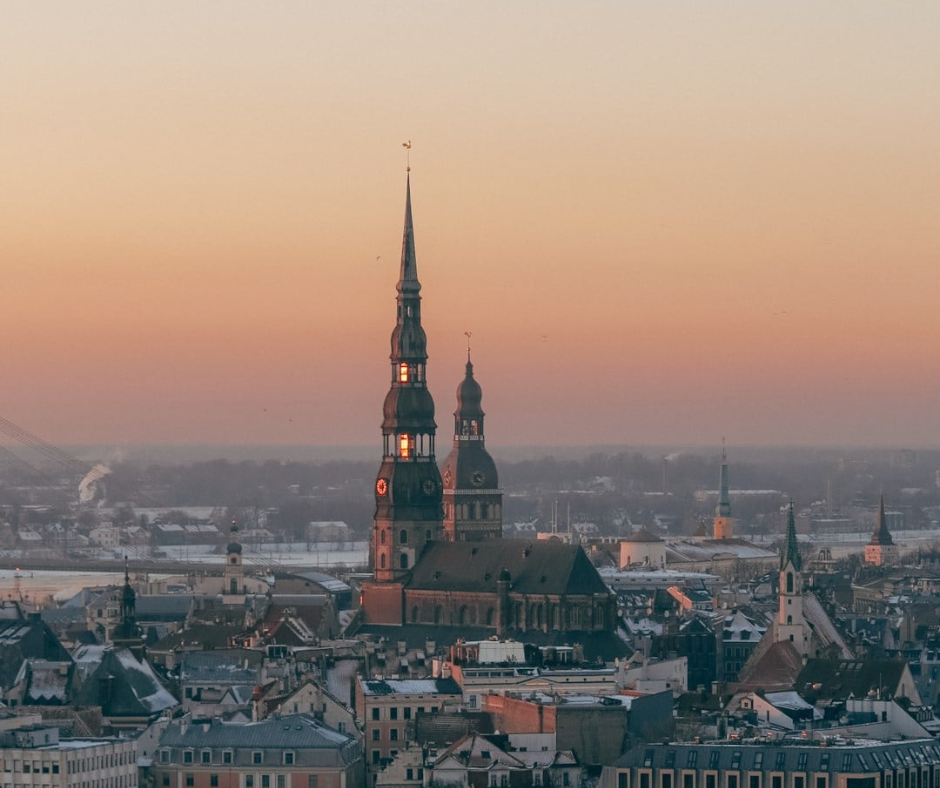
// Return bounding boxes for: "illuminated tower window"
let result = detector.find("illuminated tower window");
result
[399,434,414,458]
[399,363,409,383]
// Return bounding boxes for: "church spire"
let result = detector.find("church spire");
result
[373,171,443,582]
[870,494,894,546]
[398,173,419,294]
[782,500,801,571]
[713,440,734,540]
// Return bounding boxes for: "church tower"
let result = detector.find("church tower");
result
[865,495,899,566]
[372,173,443,582]
[441,348,502,541]
[224,519,244,595]
[111,560,144,660]
[777,501,808,655]
[713,444,734,540]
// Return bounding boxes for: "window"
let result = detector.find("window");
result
[775,754,786,772]
[390,729,399,741]
[277,776,286,788]
[684,775,694,788]
[640,775,651,788]
[186,775,194,788]
[184,752,193,765]
[754,754,763,770]
[308,778,318,788]
[772,778,782,788]
[223,753,232,765]
[797,754,808,771]
[202,752,211,765]
[160,752,169,765]
[162,776,170,787]
[372,752,380,766]
[619,775,628,788]
[643,751,655,769]
[564,775,570,787]
[372,709,380,721]
[262,776,270,788]
[390,707,399,720]
[372,731,380,741]
[246,777,254,788]
[407,770,414,782]
[211,776,219,787]
[709,753,720,770]
[842,755,853,772]
[731,752,742,770]
[728,777,738,788]
[750,777,760,788]
[404,707,411,720]
[794,777,805,788]
[688,752,698,769]
[706,776,716,788]
[338,722,346,734]
[816,779,827,788]
[253,753,263,765]
[284,753,294,766]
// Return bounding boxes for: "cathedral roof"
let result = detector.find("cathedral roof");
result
[407,540,610,596]
[869,495,895,546]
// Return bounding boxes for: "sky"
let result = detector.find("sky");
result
[1,2,939,450]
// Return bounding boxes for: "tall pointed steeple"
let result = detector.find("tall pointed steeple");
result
[372,171,443,583]
[398,173,419,293]
[713,441,734,540]
[865,494,899,566]
[781,500,801,571]
[777,500,808,655]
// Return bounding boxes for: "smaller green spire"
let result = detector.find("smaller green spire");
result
[782,500,801,571]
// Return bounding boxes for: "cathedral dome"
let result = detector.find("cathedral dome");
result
[455,361,484,418]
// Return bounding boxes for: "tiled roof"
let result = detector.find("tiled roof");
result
[407,541,610,596]
[360,677,462,696]
[159,713,357,759]
[796,657,910,701]
[614,740,940,773]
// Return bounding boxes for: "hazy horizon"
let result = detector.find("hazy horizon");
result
[3,3,938,448]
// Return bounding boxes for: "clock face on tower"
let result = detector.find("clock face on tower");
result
[422,478,437,497]
[376,478,388,496]
[471,470,486,487]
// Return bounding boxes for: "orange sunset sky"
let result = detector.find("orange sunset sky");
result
[1,3,939,449]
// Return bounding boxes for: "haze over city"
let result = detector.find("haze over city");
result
[3,3,939,448]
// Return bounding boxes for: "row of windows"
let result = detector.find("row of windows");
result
[623,767,940,788]
[371,728,401,742]
[166,752,295,767]
[369,705,428,721]
[2,779,137,788]
[163,775,317,788]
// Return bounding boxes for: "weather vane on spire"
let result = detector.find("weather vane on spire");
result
[403,140,412,172]
[464,330,472,359]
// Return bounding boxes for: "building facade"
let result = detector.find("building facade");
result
[154,715,362,788]
[609,740,940,788]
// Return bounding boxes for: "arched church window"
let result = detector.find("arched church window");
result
[787,615,793,624]
[381,531,386,545]
[786,572,794,593]
[400,529,408,545]
[400,553,409,570]
[380,554,386,569]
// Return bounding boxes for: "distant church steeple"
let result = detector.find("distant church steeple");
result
[441,340,502,541]
[372,171,444,582]
[865,495,899,566]
[776,501,808,655]
[713,441,734,540]
[112,557,144,660]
